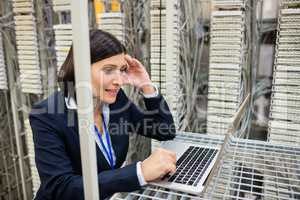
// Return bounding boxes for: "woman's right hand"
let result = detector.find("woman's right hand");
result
[141,148,177,182]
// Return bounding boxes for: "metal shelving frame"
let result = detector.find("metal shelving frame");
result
[111,132,300,200]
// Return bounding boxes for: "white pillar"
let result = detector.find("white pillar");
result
[70,0,100,199]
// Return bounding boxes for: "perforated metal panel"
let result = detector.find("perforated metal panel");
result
[206,10,245,135]
[268,1,300,145]
[97,12,125,44]
[12,0,43,94]
[165,0,180,126]
[150,8,166,93]
[53,24,72,72]
[281,0,300,7]
[111,132,300,200]
[0,33,8,90]
[151,0,166,8]
[212,0,246,9]
[52,0,71,12]
[150,0,180,126]
[24,119,40,196]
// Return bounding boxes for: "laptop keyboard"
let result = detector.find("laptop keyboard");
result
[167,146,218,186]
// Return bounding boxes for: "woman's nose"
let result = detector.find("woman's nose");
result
[112,72,123,86]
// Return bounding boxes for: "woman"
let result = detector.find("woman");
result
[29,29,176,200]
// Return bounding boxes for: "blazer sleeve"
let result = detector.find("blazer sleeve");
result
[29,113,141,200]
[123,90,176,141]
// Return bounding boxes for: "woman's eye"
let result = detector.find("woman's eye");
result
[104,68,114,74]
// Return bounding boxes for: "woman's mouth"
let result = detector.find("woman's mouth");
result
[105,89,119,96]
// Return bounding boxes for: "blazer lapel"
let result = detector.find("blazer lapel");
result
[65,108,112,171]
[63,90,129,171]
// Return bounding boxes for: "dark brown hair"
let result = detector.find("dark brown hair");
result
[58,29,126,97]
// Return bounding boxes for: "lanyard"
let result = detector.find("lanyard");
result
[94,113,114,169]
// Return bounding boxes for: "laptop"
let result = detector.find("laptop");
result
[150,93,250,195]
[150,141,220,194]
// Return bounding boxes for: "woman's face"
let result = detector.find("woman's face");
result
[91,53,128,104]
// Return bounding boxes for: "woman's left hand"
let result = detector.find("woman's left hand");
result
[124,55,152,89]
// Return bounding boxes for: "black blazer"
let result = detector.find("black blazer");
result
[29,89,175,200]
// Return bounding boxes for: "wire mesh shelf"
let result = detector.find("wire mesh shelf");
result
[111,132,300,200]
